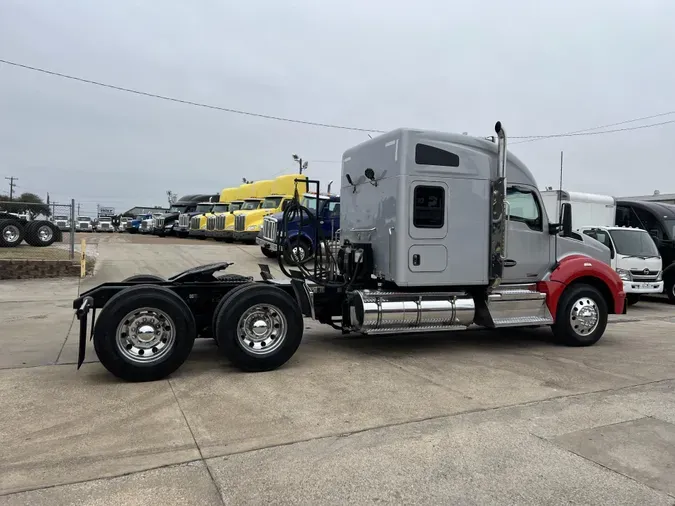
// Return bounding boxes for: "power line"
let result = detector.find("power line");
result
[2,58,674,146]
[0,59,386,134]
[510,119,675,144]
[511,112,675,144]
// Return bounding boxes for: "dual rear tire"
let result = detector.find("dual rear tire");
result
[93,282,303,381]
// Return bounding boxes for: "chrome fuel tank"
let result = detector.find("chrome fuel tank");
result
[349,290,475,335]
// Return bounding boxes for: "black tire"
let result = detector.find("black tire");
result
[93,285,196,382]
[283,237,312,266]
[626,294,641,306]
[665,275,675,304]
[213,284,303,371]
[25,221,58,247]
[122,274,166,283]
[552,283,608,346]
[261,247,278,259]
[0,219,25,247]
[128,228,138,234]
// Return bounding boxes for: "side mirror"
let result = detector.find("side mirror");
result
[561,203,572,236]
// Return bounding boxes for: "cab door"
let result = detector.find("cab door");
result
[501,186,551,283]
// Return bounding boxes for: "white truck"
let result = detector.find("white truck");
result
[95,216,114,232]
[542,191,663,305]
[75,216,94,232]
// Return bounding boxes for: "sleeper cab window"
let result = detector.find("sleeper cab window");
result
[506,187,542,230]
[415,143,460,167]
[413,185,445,229]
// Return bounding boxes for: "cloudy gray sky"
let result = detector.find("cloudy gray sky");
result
[1,0,674,216]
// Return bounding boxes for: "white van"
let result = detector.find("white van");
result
[578,226,663,305]
[542,191,663,305]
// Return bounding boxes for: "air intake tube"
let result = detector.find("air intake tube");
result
[489,121,507,288]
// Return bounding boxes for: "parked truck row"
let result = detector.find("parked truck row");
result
[146,174,341,264]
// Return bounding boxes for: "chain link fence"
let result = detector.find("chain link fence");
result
[0,200,76,269]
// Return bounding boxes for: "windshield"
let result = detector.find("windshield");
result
[54,216,67,220]
[609,229,660,257]
[99,217,112,222]
[78,216,91,222]
[195,204,212,213]
[261,197,283,209]
[241,200,261,211]
[229,202,243,212]
[300,196,328,213]
[666,220,675,240]
[212,204,229,213]
[169,205,187,213]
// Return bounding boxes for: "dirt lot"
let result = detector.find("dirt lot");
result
[1,232,674,505]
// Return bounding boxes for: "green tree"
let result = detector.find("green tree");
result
[0,192,51,218]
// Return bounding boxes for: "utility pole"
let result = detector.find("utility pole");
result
[5,177,18,200]
[77,203,81,215]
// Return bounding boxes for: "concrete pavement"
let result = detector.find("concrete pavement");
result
[1,234,674,504]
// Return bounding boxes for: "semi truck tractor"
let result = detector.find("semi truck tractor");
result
[153,194,217,237]
[53,215,71,232]
[223,180,273,242]
[95,216,114,232]
[257,191,340,263]
[75,216,94,232]
[212,183,254,240]
[615,199,675,303]
[178,201,217,238]
[73,122,626,382]
[205,188,238,240]
[189,188,237,239]
[233,174,308,243]
[211,185,250,241]
[542,191,663,306]
[125,214,149,234]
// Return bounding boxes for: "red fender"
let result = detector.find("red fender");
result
[537,255,625,319]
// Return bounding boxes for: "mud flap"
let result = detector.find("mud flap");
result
[76,297,94,369]
[290,278,314,319]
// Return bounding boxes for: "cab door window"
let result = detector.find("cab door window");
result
[506,187,542,231]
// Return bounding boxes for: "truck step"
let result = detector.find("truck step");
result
[490,315,554,327]
[475,285,553,328]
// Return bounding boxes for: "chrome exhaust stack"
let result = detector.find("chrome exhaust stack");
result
[489,121,508,288]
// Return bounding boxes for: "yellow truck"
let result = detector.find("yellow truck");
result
[205,188,238,240]
[223,180,273,242]
[232,174,308,243]
[189,187,237,239]
[212,183,257,241]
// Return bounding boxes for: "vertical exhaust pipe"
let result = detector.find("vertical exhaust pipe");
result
[489,121,507,288]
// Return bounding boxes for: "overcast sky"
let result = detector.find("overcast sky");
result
[1,0,674,216]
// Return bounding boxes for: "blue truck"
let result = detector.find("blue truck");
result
[125,213,151,234]
[256,192,340,263]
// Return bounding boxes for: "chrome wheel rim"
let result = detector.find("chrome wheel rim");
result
[237,303,287,356]
[290,245,306,262]
[115,307,176,364]
[3,225,20,243]
[569,297,599,336]
[37,225,53,242]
